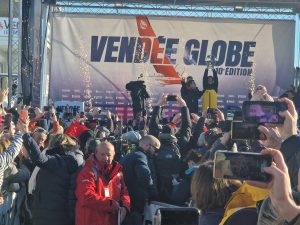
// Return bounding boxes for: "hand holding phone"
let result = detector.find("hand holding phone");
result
[19,110,28,123]
[247,148,295,221]
[257,125,282,150]
[214,150,273,182]
[207,108,217,119]
[277,98,298,141]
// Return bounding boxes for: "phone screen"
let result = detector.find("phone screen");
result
[214,151,272,182]
[219,120,232,133]
[156,208,200,225]
[242,101,287,124]
[231,121,265,140]
[166,95,177,101]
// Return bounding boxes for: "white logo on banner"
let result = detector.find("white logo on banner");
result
[140,20,147,30]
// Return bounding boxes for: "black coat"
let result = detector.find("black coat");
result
[149,106,192,157]
[22,134,84,225]
[170,170,194,206]
[126,80,150,115]
[180,82,203,114]
[280,135,300,188]
[120,147,157,213]
[203,68,218,92]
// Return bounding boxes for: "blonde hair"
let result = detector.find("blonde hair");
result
[0,139,12,154]
[48,134,77,151]
[251,85,274,102]
[191,161,241,210]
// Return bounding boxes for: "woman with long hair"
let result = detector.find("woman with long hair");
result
[191,161,241,225]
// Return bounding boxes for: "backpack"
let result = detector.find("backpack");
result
[68,163,99,224]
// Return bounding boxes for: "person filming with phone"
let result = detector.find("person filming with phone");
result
[248,149,300,225]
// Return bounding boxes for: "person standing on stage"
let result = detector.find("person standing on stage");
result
[202,56,219,112]
[181,76,203,114]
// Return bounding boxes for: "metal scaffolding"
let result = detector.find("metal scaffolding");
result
[4,0,300,106]
[53,1,298,20]
[3,0,22,107]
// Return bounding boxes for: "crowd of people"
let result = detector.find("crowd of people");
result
[0,73,300,225]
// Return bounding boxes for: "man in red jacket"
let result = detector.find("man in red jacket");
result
[75,141,130,225]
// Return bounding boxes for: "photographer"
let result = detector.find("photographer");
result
[126,80,150,121]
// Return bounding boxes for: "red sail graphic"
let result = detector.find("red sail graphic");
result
[135,16,181,85]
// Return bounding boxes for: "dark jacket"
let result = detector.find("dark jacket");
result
[22,133,84,225]
[120,147,157,213]
[203,68,218,92]
[186,117,205,150]
[149,106,191,202]
[149,106,192,157]
[126,80,150,116]
[200,208,224,225]
[181,82,203,114]
[155,139,182,203]
[170,166,197,206]
[280,135,300,188]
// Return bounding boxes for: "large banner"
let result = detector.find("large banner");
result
[50,14,295,119]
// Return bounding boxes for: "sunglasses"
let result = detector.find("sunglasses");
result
[149,144,159,151]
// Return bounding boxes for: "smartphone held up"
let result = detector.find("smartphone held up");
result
[231,121,266,141]
[213,151,273,182]
[242,101,287,124]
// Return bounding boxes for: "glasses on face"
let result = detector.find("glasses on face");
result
[149,144,159,151]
